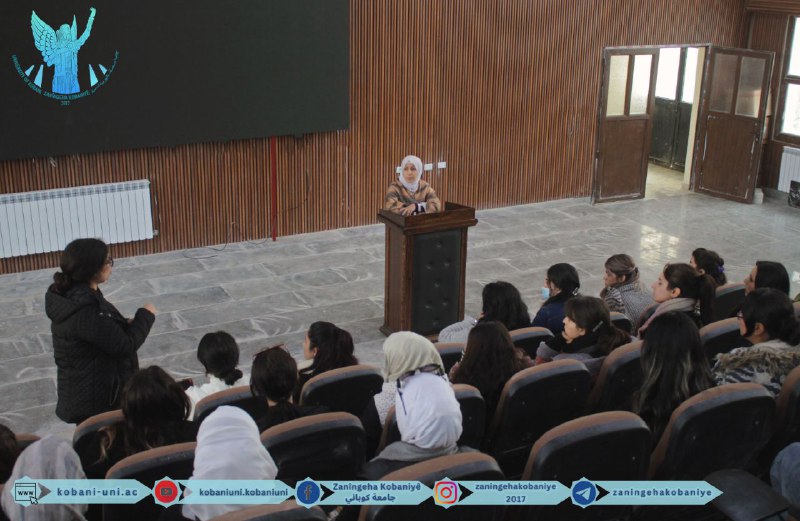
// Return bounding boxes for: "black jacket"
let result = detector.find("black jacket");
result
[46,284,155,424]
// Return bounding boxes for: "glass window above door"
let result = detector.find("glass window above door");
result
[655,47,680,100]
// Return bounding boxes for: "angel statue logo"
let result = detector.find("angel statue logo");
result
[11,6,118,105]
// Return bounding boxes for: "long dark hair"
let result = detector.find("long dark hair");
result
[663,263,716,325]
[544,263,581,305]
[0,424,19,484]
[479,281,530,331]
[755,261,790,295]
[692,248,726,286]
[197,331,243,385]
[251,346,300,420]
[100,366,190,459]
[305,321,358,376]
[563,296,630,355]
[741,288,800,345]
[450,321,527,410]
[51,238,109,293]
[634,312,713,441]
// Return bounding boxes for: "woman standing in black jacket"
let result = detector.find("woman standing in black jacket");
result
[45,238,157,424]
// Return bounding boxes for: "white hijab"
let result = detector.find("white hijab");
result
[395,372,462,450]
[182,406,278,521]
[398,155,424,194]
[383,331,443,382]
[1,437,88,521]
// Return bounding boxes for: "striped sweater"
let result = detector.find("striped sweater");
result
[383,180,442,214]
[712,339,800,397]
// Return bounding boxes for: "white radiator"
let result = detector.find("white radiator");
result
[778,146,800,192]
[0,180,153,259]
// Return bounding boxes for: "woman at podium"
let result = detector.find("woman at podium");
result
[383,154,441,216]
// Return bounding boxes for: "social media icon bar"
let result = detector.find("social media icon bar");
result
[295,479,322,508]
[433,479,460,509]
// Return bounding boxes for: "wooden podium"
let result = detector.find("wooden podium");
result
[378,202,478,337]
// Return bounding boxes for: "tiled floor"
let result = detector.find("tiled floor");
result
[1,164,798,437]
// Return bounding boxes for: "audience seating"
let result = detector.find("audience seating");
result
[194,385,269,424]
[609,311,633,333]
[358,452,504,521]
[104,441,196,521]
[510,411,651,521]
[586,341,643,413]
[14,433,40,451]
[705,469,791,521]
[207,501,327,521]
[760,366,800,468]
[377,384,487,452]
[699,318,751,364]
[712,283,746,322]
[299,365,383,417]
[434,342,465,374]
[260,412,365,486]
[73,409,124,472]
[483,360,591,479]
[508,327,554,359]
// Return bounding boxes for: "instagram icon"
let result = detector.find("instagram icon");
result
[433,480,459,507]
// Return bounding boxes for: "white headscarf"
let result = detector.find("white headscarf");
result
[383,331,443,382]
[398,155,424,194]
[182,406,278,521]
[1,437,88,521]
[396,372,462,450]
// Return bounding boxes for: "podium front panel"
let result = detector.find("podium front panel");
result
[411,230,462,335]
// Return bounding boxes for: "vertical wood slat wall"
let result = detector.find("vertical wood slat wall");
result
[0,0,747,274]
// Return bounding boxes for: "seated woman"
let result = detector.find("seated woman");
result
[633,312,714,443]
[638,263,716,338]
[438,281,531,343]
[744,260,791,295]
[713,288,800,397]
[690,248,727,287]
[535,296,630,377]
[383,155,441,216]
[361,332,444,460]
[84,366,198,479]
[1,437,88,521]
[293,321,358,403]
[162,407,278,521]
[449,321,532,423]
[184,331,247,418]
[251,346,327,432]
[599,254,654,332]
[531,263,581,334]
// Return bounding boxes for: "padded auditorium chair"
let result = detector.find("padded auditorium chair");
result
[699,317,751,364]
[586,341,643,413]
[706,469,792,521]
[357,452,505,521]
[760,366,800,469]
[509,411,652,521]
[434,342,465,374]
[260,412,365,486]
[103,441,196,521]
[73,409,124,472]
[299,365,383,417]
[194,385,269,424]
[609,311,634,333]
[508,327,554,359]
[483,360,590,479]
[376,383,487,452]
[207,501,327,521]
[712,283,746,322]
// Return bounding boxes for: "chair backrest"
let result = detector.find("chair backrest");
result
[518,411,652,521]
[14,433,40,451]
[104,442,196,521]
[260,412,365,486]
[358,452,504,521]
[435,343,465,374]
[700,318,751,363]
[299,365,384,417]
[194,385,268,424]
[770,366,800,456]
[609,312,633,333]
[484,360,591,479]
[206,501,327,521]
[73,409,124,473]
[376,384,487,453]
[713,283,746,322]
[508,327,554,359]
[586,341,643,412]
[649,383,775,480]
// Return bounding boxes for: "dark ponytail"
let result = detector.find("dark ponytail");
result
[51,238,109,293]
[197,332,242,385]
[741,288,800,345]
[692,248,726,286]
[663,263,716,326]
[250,346,302,421]
[564,296,630,355]
[306,321,358,375]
